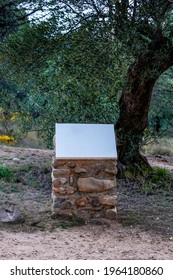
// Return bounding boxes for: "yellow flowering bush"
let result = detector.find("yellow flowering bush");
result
[10,112,19,122]
[0,135,15,144]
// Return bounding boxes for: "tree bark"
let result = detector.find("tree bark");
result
[116,38,173,166]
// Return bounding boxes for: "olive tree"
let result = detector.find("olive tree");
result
[2,0,173,166]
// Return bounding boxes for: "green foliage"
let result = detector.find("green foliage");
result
[0,166,11,180]
[144,167,173,195]
[0,0,27,40]
[123,165,173,195]
[119,214,141,227]
[1,20,129,146]
[58,217,85,229]
[150,167,171,183]
[149,68,173,136]
[0,0,173,152]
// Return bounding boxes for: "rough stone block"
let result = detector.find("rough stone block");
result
[106,208,117,220]
[77,177,115,193]
[67,162,76,168]
[52,177,67,188]
[75,197,89,206]
[75,167,87,174]
[105,168,117,175]
[53,158,66,168]
[53,168,70,177]
[52,187,66,195]
[52,208,77,218]
[100,195,117,207]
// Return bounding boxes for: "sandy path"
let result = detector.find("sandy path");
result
[0,223,172,260]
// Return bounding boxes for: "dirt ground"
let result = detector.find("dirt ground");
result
[0,146,173,260]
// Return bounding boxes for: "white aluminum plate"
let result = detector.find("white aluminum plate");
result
[55,123,117,159]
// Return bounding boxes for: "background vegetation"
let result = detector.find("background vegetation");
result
[0,1,172,154]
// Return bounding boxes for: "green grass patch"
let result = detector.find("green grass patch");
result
[123,165,173,195]
[0,181,24,193]
[140,167,173,194]
[58,216,85,229]
[151,167,171,182]
[0,166,12,180]
[119,214,141,226]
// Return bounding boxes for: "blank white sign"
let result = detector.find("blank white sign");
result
[55,123,117,159]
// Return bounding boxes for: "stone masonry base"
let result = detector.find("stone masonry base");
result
[51,158,117,221]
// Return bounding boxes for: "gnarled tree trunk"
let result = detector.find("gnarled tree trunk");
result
[116,38,173,166]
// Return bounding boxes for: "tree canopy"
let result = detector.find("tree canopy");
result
[0,0,173,165]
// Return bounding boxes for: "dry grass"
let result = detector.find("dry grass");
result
[141,137,173,157]
[17,131,46,149]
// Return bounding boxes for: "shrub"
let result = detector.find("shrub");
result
[0,166,12,180]
[0,135,15,144]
